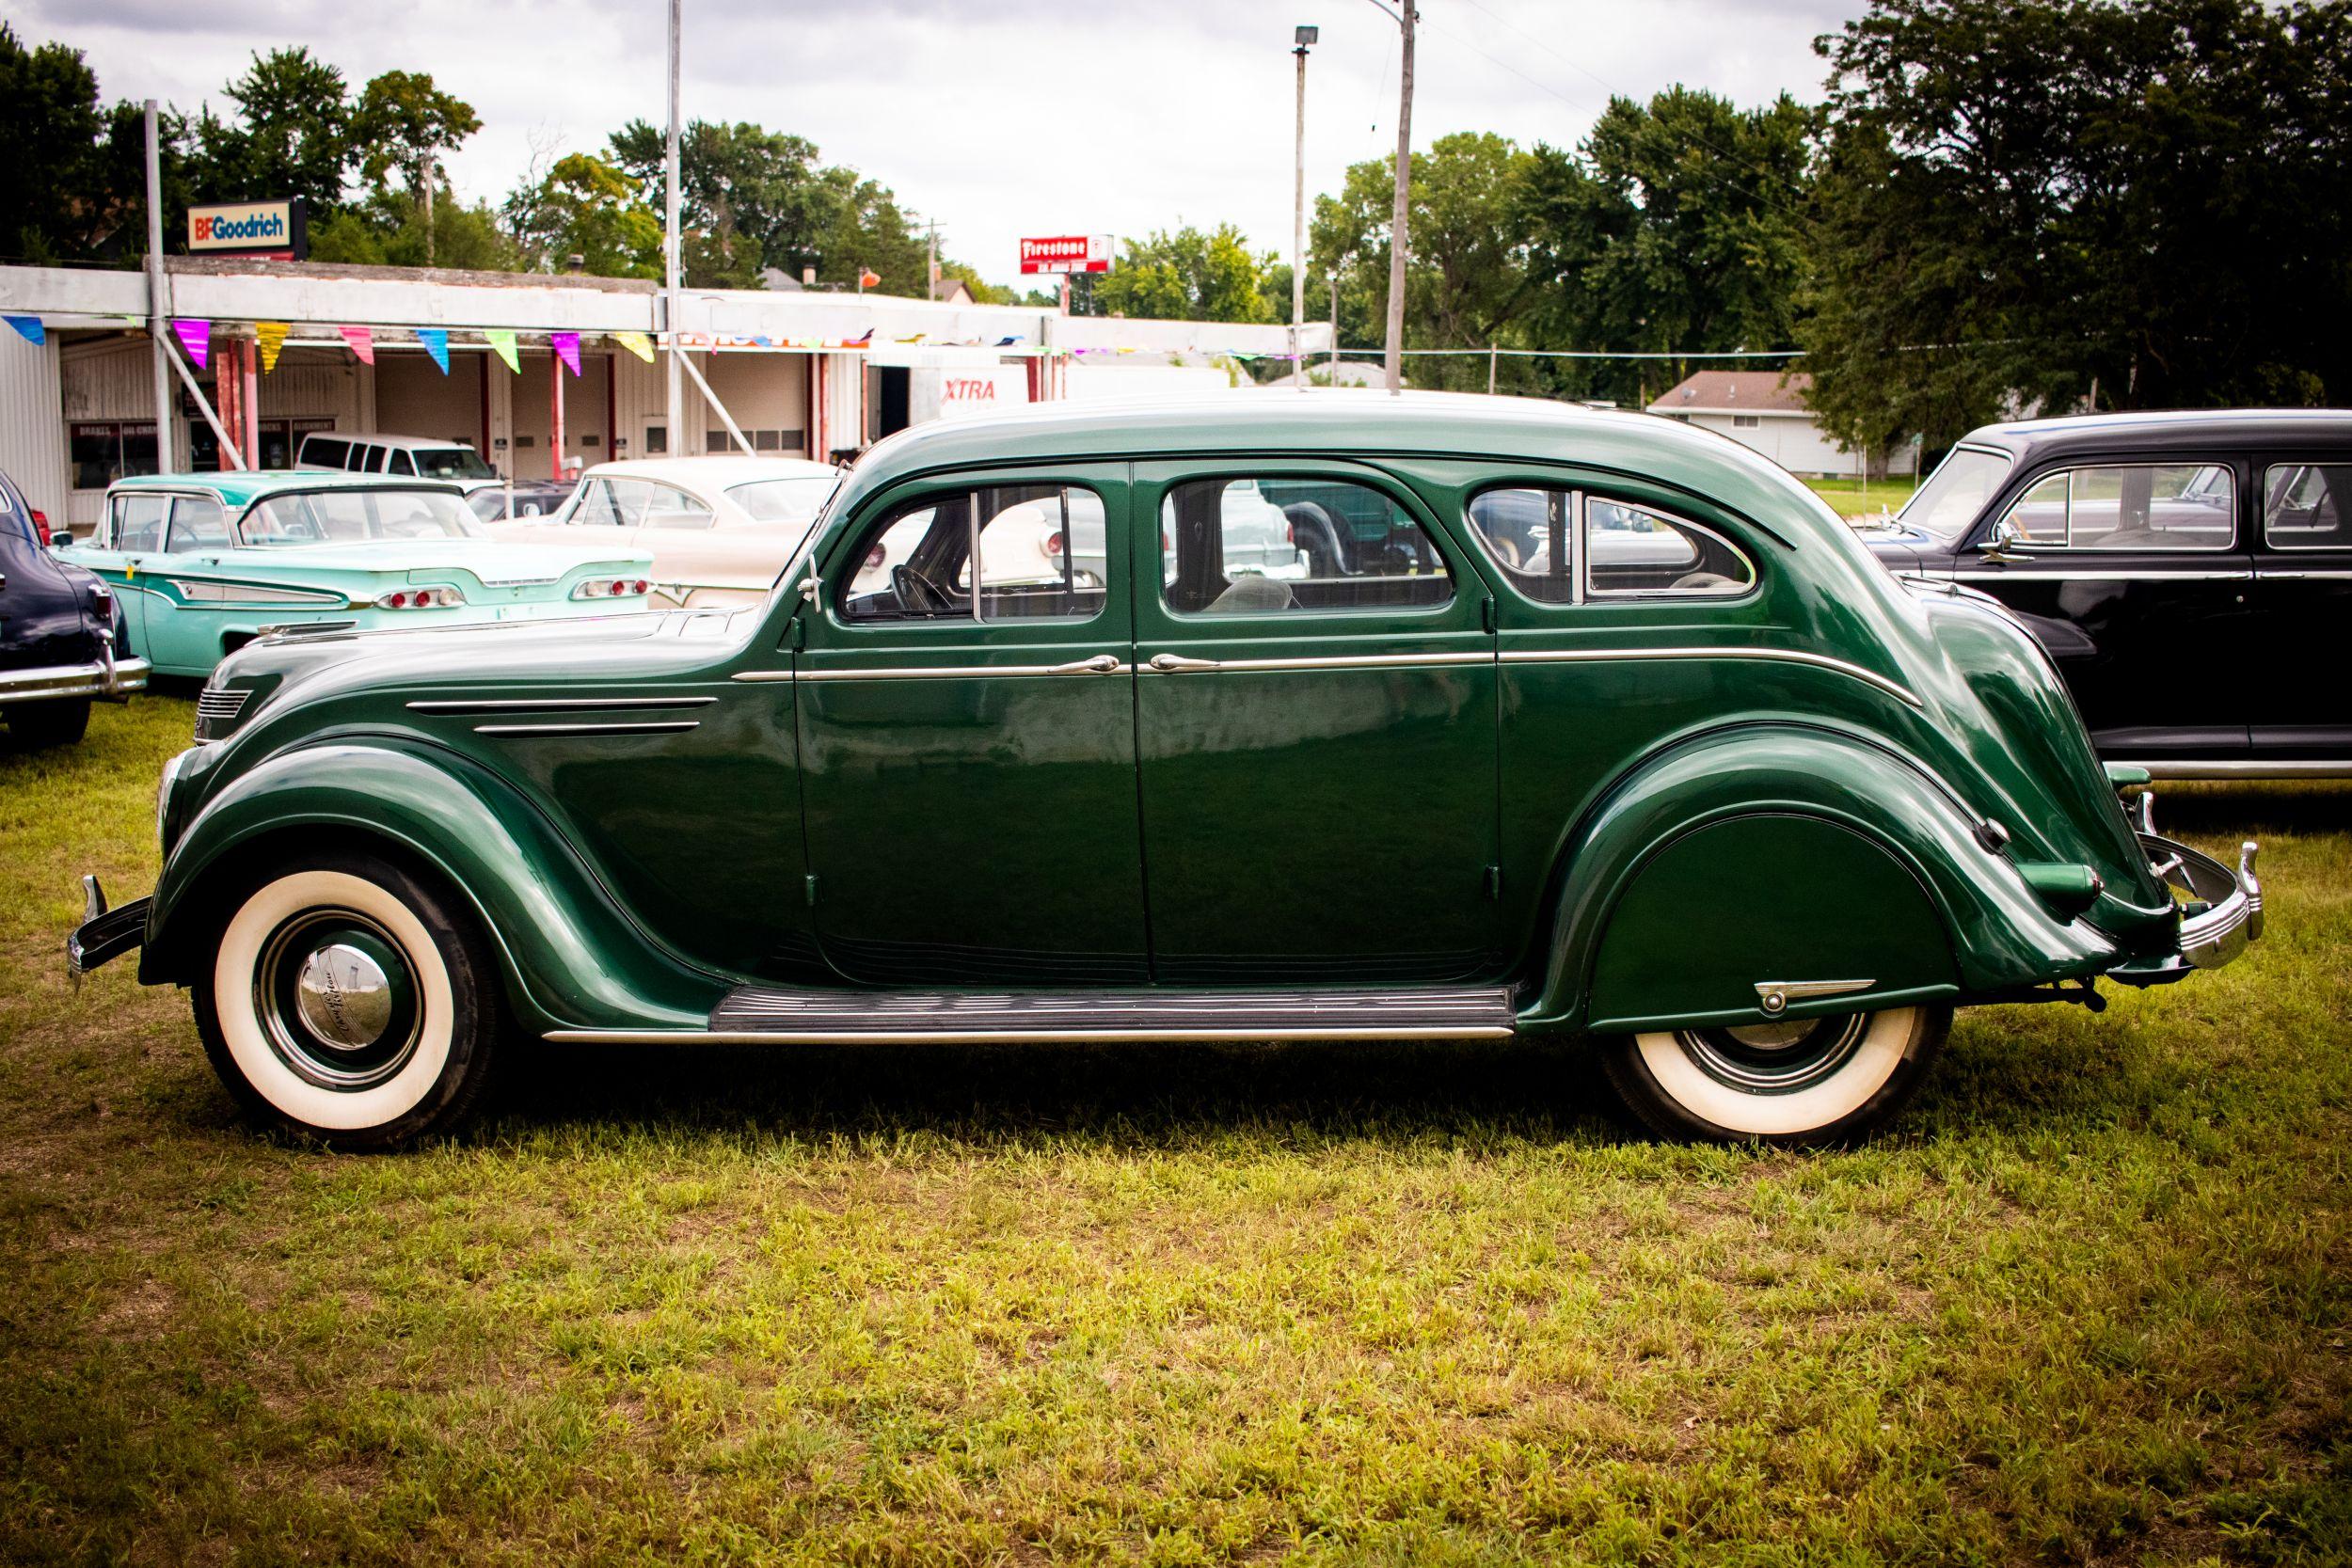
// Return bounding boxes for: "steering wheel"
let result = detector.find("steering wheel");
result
[892,562,952,614]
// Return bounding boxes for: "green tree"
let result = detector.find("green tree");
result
[192,48,355,214]
[352,71,481,265]
[1094,224,1278,324]
[1802,0,2352,452]
[0,24,105,262]
[501,152,660,278]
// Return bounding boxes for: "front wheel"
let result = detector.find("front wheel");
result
[1601,1005,1949,1147]
[193,851,503,1149]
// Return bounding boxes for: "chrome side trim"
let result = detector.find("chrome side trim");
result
[543,1023,1517,1045]
[472,721,702,736]
[2139,759,2352,779]
[408,696,718,713]
[770,660,1137,683]
[1141,650,1491,673]
[1499,645,1923,708]
[0,657,152,702]
[2253,569,2352,580]
[1948,568,2251,582]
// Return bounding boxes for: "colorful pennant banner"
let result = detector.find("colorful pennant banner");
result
[172,318,211,370]
[416,327,450,374]
[484,328,520,373]
[549,331,582,376]
[254,322,289,373]
[4,314,44,345]
[339,325,374,365]
[612,330,655,363]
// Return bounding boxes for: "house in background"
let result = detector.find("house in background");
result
[1648,370,1915,478]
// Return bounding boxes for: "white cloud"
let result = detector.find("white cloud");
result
[23,0,1859,289]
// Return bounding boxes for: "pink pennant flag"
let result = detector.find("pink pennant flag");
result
[339,325,374,365]
[172,318,211,370]
[549,331,582,376]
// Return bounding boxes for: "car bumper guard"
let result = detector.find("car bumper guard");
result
[67,875,151,977]
[2106,832,2263,986]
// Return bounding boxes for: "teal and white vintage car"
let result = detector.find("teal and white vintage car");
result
[54,471,659,678]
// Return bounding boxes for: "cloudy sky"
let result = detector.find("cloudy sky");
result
[25,0,1861,289]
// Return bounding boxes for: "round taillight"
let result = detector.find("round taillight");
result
[632,579,648,594]
[1041,530,1064,558]
[610,579,625,596]
[386,591,408,609]
[865,544,885,571]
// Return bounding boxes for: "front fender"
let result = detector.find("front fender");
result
[142,739,723,1034]
[1521,725,2122,1031]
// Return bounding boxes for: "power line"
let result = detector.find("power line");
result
[1331,345,1804,359]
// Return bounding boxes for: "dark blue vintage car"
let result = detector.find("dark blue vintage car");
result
[0,467,148,746]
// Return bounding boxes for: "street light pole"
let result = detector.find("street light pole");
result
[143,101,173,474]
[1293,25,1316,392]
[662,0,684,453]
[1383,1,1415,395]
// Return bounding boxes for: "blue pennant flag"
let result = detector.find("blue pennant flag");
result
[416,327,450,374]
[4,314,44,346]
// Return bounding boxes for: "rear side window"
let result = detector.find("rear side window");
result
[1998,464,2235,550]
[1468,486,1575,603]
[2263,464,2349,548]
[1162,477,1449,615]
[300,436,349,468]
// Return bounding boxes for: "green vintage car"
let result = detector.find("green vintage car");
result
[55,471,658,679]
[69,395,2263,1148]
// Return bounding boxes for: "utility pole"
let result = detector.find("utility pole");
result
[1329,272,1339,383]
[143,101,173,473]
[1293,25,1316,391]
[421,154,436,266]
[662,0,684,453]
[925,220,940,300]
[1382,2,1416,395]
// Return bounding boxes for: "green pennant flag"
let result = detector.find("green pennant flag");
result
[484,329,520,373]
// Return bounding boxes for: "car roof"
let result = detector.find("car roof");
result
[307,433,481,451]
[111,470,468,507]
[831,388,1851,546]
[1960,408,2352,458]
[585,457,841,484]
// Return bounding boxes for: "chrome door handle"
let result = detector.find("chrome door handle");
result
[1047,653,1124,675]
[1148,653,1220,673]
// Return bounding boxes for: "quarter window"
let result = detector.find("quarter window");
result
[2263,464,2349,548]
[1161,477,1449,615]
[839,484,1106,624]
[1585,498,1756,596]
[1997,464,2235,550]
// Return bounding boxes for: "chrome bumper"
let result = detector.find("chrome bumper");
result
[0,656,151,704]
[2140,832,2263,971]
[67,875,151,976]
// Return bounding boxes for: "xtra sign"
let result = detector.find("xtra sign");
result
[1019,234,1113,275]
[188,198,308,259]
[911,365,1030,423]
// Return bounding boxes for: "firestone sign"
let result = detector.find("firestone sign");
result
[187,198,309,260]
[1019,234,1113,275]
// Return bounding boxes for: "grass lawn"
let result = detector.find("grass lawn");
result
[2,696,2348,1564]
[1804,476,1920,520]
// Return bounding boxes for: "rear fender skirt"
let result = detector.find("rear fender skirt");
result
[142,740,723,1034]
[1520,726,2119,1030]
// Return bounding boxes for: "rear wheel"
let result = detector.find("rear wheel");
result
[5,699,91,747]
[1601,1005,1949,1146]
[192,851,502,1149]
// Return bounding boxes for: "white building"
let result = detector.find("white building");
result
[1647,370,1915,479]
[0,257,1327,528]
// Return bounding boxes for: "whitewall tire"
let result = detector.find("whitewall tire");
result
[1602,1005,1949,1146]
[193,852,502,1149]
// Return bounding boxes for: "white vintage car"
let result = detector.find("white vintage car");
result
[491,457,842,609]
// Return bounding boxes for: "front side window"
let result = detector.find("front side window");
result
[839,483,1106,624]
[242,488,487,545]
[1585,498,1756,596]
[2264,464,2349,548]
[1468,486,1575,603]
[387,450,417,476]
[1162,477,1448,615]
[1997,464,2235,550]
[111,493,168,551]
[165,495,231,553]
[413,446,496,482]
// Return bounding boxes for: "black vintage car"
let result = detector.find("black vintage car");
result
[0,467,148,746]
[1859,410,2351,777]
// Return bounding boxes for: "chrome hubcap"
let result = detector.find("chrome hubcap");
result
[254,911,421,1091]
[294,943,393,1048]
[1676,1013,1871,1095]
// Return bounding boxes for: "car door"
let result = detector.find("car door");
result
[144,492,247,672]
[1951,454,2252,758]
[1131,461,1502,985]
[793,467,1148,986]
[2248,453,2352,762]
[66,491,167,658]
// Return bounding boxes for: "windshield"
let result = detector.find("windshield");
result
[726,476,838,525]
[241,487,488,545]
[1898,446,2012,545]
[405,446,497,481]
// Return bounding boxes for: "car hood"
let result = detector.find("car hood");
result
[1847,517,1934,574]
[191,538,646,584]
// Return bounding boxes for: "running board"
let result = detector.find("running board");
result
[544,986,1517,1045]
